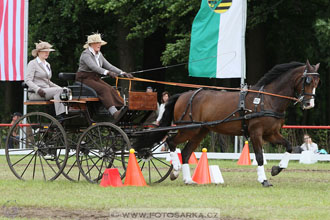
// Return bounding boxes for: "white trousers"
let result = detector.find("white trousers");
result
[28,87,65,115]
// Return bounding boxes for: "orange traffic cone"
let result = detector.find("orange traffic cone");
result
[192,148,211,184]
[100,168,123,187]
[237,141,251,165]
[124,149,147,186]
[188,152,198,164]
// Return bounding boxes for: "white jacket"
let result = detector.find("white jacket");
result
[300,142,318,154]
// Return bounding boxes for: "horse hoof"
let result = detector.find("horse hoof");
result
[261,180,273,187]
[271,166,283,176]
[170,170,179,181]
[184,178,197,185]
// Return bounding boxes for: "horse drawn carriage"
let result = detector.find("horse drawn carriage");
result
[5,72,173,184]
[5,60,321,186]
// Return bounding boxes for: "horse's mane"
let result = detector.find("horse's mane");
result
[254,62,304,87]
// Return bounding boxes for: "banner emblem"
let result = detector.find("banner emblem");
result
[208,0,232,14]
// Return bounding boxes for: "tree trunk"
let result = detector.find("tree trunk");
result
[142,29,166,95]
[325,73,330,124]
[246,24,268,85]
[116,23,135,72]
[116,22,136,97]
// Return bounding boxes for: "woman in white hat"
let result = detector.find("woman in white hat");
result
[76,33,133,120]
[25,41,66,116]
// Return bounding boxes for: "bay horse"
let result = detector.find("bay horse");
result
[136,60,320,186]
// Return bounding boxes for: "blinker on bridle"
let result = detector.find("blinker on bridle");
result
[295,68,320,105]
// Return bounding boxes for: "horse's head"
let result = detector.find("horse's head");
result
[295,60,321,109]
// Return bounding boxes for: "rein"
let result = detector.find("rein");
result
[117,76,300,102]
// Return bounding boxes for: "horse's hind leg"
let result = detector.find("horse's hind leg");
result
[167,128,208,184]
[265,133,292,176]
[180,128,209,184]
[250,132,273,187]
[167,130,195,181]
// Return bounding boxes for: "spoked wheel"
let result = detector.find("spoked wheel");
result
[135,142,173,184]
[76,122,130,183]
[5,112,68,181]
[60,132,83,181]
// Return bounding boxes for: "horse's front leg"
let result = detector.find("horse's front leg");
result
[180,141,197,184]
[250,133,273,187]
[265,134,292,176]
[166,135,181,181]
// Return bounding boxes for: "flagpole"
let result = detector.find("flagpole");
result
[235,0,247,153]
[241,0,247,84]
[23,0,28,117]
[19,0,29,149]
[240,0,247,152]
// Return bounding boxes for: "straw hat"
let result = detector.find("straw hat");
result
[31,41,55,57]
[83,33,107,48]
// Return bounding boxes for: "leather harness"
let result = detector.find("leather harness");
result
[175,88,285,138]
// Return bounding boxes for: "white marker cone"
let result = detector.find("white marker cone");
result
[209,165,224,184]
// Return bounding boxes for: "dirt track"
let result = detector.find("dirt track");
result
[0,206,247,220]
[0,206,112,219]
[1,168,328,219]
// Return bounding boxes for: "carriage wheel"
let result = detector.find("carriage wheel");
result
[5,112,68,181]
[60,132,83,181]
[76,122,130,183]
[135,142,173,184]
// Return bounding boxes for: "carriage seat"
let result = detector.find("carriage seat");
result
[58,72,76,81]
[70,81,98,98]
[58,73,158,111]
[22,72,98,105]
[59,72,98,98]
[22,82,53,105]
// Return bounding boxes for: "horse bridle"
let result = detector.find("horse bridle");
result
[295,69,320,104]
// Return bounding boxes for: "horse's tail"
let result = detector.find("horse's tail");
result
[133,94,180,150]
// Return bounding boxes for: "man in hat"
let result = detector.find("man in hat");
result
[25,41,66,116]
[76,33,133,120]
[146,86,153,93]
[7,112,22,148]
[11,112,22,122]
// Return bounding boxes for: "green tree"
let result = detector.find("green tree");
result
[28,0,118,78]
[2,0,329,127]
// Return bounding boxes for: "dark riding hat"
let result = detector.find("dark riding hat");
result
[12,112,22,117]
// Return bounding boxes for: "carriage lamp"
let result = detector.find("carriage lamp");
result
[60,88,72,101]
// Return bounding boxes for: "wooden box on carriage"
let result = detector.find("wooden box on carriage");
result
[128,92,157,110]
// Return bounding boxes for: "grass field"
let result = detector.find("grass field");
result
[0,155,329,220]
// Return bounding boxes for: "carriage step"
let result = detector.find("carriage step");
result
[24,98,100,106]
[24,100,53,105]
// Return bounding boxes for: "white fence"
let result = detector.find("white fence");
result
[1,149,329,161]
[194,152,330,161]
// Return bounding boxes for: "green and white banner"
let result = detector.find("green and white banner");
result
[189,0,247,78]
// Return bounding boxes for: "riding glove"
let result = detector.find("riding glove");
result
[120,72,134,78]
[37,88,46,97]
[107,71,118,78]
